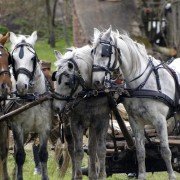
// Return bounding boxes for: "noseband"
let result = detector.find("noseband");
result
[11,42,38,82]
[0,44,11,77]
[92,37,122,88]
[53,58,88,101]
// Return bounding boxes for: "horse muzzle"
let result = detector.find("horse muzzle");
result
[16,82,28,96]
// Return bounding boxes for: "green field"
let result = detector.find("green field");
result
[7,147,180,180]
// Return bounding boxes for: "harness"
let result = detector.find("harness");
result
[52,58,88,102]
[92,37,121,88]
[93,37,180,117]
[11,42,39,83]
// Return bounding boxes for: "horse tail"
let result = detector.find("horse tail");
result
[54,139,70,179]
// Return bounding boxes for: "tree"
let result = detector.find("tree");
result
[45,0,57,47]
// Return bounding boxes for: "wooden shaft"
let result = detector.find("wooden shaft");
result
[107,93,135,149]
[0,96,51,122]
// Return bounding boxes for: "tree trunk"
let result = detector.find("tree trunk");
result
[45,0,55,48]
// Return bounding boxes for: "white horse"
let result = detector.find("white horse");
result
[9,31,52,180]
[53,46,110,180]
[92,26,178,180]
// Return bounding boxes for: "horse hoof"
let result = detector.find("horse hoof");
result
[138,174,146,180]
[169,173,176,180]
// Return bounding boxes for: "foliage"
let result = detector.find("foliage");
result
[0,0,72,44]
[34,30,73,71]
[0,25,9,34]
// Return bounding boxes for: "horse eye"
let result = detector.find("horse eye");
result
[68,62,73,69]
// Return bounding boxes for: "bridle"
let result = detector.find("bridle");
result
[11,42,39,84]
[52,58,88,102]
[92,37,122,88]
[0,44,11,77]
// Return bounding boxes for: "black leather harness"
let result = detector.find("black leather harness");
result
[93,37,180,116]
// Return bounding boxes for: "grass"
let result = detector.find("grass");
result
[35,39,71,71]
[7,147,180,180]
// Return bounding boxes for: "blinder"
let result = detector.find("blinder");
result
[101,43,112,57]
[52,71,57,81]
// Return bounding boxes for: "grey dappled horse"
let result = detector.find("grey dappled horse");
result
[9,31,52,180]
[53,46,110,180]
[92,27,178,180]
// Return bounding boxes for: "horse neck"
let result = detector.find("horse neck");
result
[117,38,149,88]
[32,64,46,94]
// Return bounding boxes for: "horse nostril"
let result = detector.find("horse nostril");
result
[55,107,60,113]
[24,84,28,89]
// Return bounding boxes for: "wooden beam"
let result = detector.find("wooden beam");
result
[0,95,51,122]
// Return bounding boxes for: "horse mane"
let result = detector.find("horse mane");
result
[115,32,149,76]
[55,45,92,68]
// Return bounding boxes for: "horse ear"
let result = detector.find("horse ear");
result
[27,31,37,46]
[116,29,120,36]
[9,32,17,44]
[54,50,63,60]
[102,25,112,39]
[0,32,10,45]
[94,28,100,41]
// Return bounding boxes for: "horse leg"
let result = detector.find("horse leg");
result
[96,116,109,180]
[0,123,10,180]
[71,121,84,180]
[39,132,49,180]
[64,123,75,178]
[129,117,146,180]
[88,126,99,180]
[13,127,25,180]
[154,118,176,180]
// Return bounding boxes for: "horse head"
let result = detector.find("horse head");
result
[0,32,12,98]
[10,31,38,96]
[92,26,122,89]
[52,46,92,113]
